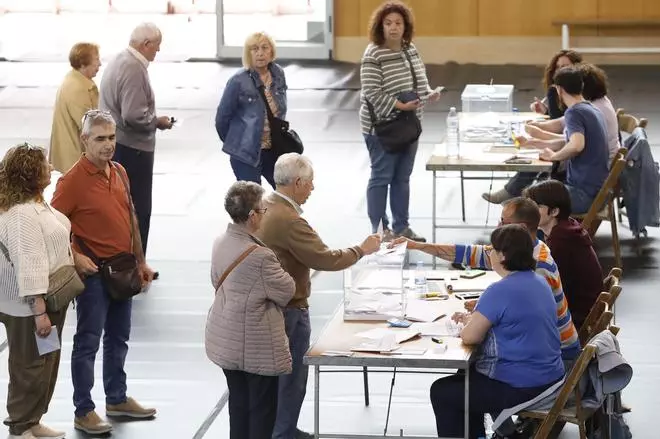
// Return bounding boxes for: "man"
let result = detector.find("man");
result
[257,153,381,439]
[99,22,173,274]
[524,179,603,329]
[395,197,580,361]
[51,110,157,435]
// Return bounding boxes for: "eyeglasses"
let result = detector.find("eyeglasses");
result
[82,109,112,124]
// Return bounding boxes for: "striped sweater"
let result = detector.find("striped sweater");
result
[455,241,581,360]
[359,42,431,134]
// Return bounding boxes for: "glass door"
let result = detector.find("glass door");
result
[215,0,333,60]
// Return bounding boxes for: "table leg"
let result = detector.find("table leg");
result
[464,367,470,439]
[460,171,466,223]
[432,170,437,269]
[362,366,370,406]
[314,365,320,439]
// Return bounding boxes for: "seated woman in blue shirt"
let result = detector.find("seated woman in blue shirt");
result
[430,224,565,439]
[215,32,287,189]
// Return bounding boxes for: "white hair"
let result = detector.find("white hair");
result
[274,153,314,186]
[129,22,162,46]
[81,110,115,137]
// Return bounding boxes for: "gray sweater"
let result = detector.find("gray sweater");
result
[99,49,157,151]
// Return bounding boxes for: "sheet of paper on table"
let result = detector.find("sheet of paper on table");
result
[412,320,464,337]
[351,329,421,353]
[405,300,446,323]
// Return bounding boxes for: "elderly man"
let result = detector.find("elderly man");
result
[51,110,157,435]
[99,22,173,273]
[257,153,381,439]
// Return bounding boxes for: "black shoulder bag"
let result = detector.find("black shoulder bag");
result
[250,73,304,157]
[365,48,422,154]
[76,163,142,301]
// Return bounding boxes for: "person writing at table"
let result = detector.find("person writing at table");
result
[429,224,565,439]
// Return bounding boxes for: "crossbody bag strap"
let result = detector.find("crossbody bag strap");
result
[73,235,100,265]
[249,73,277,123]
[402,47,419,93]
[112,162,136,252]
[215,244,259,294]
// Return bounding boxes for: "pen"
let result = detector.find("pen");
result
[431,337,443,344]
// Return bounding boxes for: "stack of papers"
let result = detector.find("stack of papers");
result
[412,320,464,337]
[351,328,420,353]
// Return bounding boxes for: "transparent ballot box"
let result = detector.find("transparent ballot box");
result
[343,243,407,321]
[461,84,514,113]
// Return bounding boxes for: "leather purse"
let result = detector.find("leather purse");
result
[365,48,422,154]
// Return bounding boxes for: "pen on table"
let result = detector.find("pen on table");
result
[431,337,443,344]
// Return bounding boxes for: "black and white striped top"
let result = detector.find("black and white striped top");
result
[359,42,431,134]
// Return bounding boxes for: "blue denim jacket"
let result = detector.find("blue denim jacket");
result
[215,63,288,167]
[620,128,660,236]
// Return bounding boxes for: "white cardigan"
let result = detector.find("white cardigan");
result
[0,202,73,316]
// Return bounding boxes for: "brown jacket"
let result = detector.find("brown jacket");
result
[257,193,363,309]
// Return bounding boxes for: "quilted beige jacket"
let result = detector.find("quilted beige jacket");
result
[205,224,295,376]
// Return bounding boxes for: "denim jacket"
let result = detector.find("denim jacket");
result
[215,63,288,167]
[620,128,660,236]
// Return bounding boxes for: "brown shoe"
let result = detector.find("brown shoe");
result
[106,397,156,419]
[30,423,65,439]
[482,188,514,204]
[74,410,112,435]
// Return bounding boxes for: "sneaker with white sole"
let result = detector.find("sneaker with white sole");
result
[74,410,112,435]
[30,424,65,439]
[106,397,156,419]
[8,431,37,439]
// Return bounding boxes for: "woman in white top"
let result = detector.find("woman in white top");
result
[0,143,75,439]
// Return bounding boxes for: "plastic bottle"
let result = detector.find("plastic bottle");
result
[446,107,460,158]
[414,261,427,289]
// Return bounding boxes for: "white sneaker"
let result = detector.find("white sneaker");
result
[8,431,37,439]
[30,423,65,439]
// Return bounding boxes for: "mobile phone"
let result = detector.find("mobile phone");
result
[460,270,486,279]
[434,86,446,93]
[170,117,177,124]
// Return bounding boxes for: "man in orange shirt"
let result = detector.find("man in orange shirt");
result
[51,110,156,435]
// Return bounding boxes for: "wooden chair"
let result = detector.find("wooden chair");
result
[574,152,627,269]
[579,282,622,344]
[603,267,622,292]
[615,109,648,224]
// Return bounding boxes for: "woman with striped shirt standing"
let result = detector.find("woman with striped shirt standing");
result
[360,1,441,243]
[0,144,75,439]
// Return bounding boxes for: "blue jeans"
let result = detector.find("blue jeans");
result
[272,308,311,439]
[566,184,595,215]
[364,134,418,234]
[230,149,277,190]
[71,275,132,417]
[504,172,538,197]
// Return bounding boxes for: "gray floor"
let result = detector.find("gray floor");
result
[0,60,658,438]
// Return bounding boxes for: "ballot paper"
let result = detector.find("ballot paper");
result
[35,326,60,356]
[351,329,420,353]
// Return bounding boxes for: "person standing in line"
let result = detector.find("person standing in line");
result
[49,42,101,174]
[99,22,174,277]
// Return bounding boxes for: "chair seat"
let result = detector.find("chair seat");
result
[573,205,609,220]
[520,406,582,424]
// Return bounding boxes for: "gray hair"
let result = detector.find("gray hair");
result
[129,22,162,46]
[274,153,313,186]
[81,110,115,137]
[224,181,265,224]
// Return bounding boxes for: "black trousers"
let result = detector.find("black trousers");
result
[430,369,553,439]
[112,143,154,256]
[223,369,279,439]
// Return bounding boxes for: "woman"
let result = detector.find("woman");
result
[0,143,74,439]
[360,1,441,242]
[49,42,101,173]
[430,224,564,439]
[205,181,295,439]
[215,32,287,189]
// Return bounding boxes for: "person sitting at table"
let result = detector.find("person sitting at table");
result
[523,179,603,329]
[393,197,580,361]
[430,224,565,439]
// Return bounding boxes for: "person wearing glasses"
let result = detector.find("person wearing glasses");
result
[49,42,101,174]
[215,31,286,188]
[0,143,77,439]
[99,22,174,272]
[51,110,156,435]
[206,181,295,439]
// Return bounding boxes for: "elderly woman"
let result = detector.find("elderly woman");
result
[0,143,76,439]
[430,224,564,439]
[360,1,441,243]
[215,32,287,189]
[49,42,101,173]
[205,181,295,439]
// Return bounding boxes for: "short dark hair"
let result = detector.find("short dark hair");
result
[490,224,537,272]
[502,197,541,232]
[523,180,572,220]
[368,1,415,47]
[553,66,584,96]
[578,63,609,101]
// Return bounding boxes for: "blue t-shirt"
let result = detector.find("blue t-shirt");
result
[474,270,565,388]
[563,101,610,197]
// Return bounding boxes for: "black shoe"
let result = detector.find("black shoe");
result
[396,227,426,243]
[295,429,314,439]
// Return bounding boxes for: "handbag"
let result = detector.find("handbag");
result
[365,48,422,154]
[250,73,304,157]
[75,163,142,301]
[0,239,84,312]
[214,245,258,295]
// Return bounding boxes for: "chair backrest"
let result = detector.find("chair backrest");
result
[603,267,622,291]
[578,295,610,345]
[581,152,627,231]
[617,108,648,134]
[533,344,598,439]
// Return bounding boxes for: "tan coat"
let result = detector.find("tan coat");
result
[205,224,295,376]
[49,69,99,173]
[257,193,363,309]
